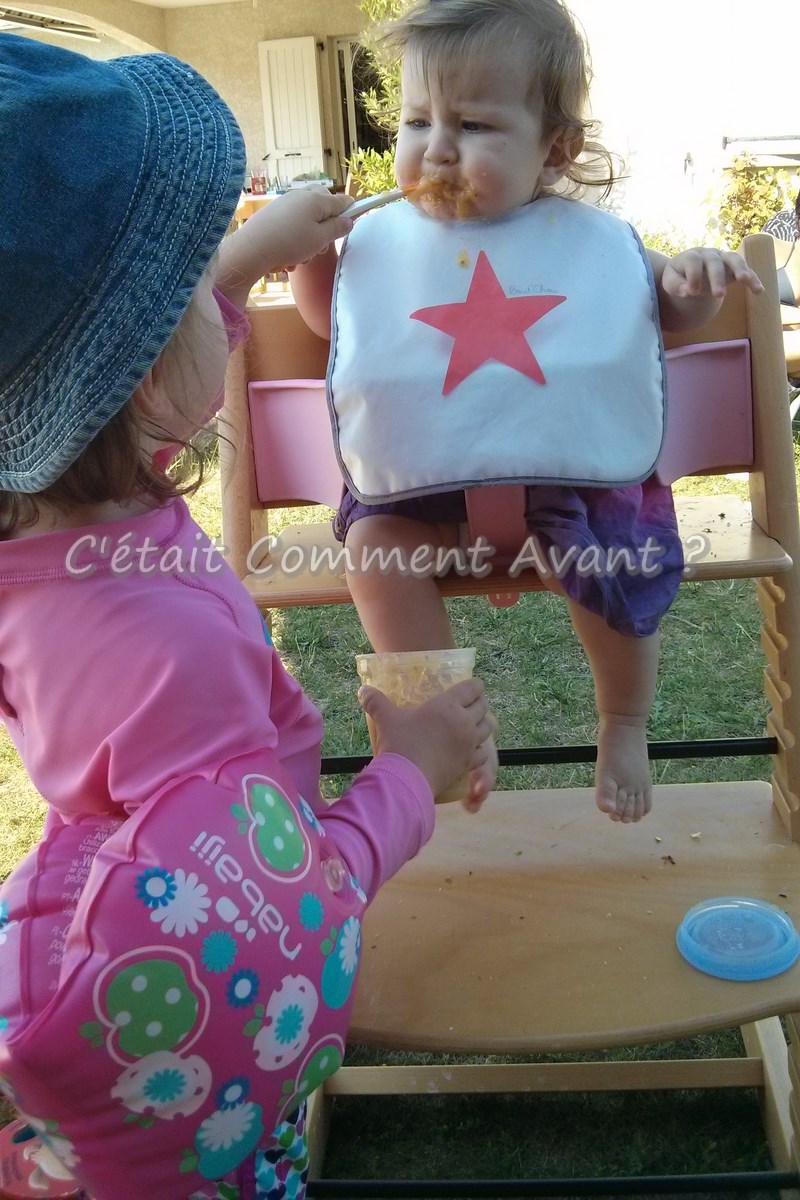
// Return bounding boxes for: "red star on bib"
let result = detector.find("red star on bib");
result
[411,250,566,396]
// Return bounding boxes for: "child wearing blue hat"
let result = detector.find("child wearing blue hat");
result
[0,34,494,1200]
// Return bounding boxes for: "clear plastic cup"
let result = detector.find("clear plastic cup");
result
[355,648,476,803]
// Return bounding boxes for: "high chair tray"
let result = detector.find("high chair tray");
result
[350,782,800,1054]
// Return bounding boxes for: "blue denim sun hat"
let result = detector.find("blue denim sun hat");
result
[0,34,245,493]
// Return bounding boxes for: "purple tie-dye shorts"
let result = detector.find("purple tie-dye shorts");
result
[332,478,683,638]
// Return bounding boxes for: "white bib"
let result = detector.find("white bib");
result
[328,195,666,502]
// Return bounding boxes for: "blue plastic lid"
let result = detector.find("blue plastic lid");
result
[677,896,800,981]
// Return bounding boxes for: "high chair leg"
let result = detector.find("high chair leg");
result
[305,1085,333,1181]
[741,1018,800,1200]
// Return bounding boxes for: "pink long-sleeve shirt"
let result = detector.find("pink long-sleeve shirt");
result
[0,497,434,901]
[0,288,436,1200]
[0,498,437,1200]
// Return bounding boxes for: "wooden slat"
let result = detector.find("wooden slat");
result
[661,281,747,349]
[323,1058,765,1097]
[675,494,790,579]
[350,782,800,1054]
[244,301,330,382]
[241,493,790,611]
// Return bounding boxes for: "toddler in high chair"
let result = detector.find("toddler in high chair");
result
[290,0,764,824]
[0,35,494,1200]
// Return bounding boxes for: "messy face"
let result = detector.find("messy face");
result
[395,41,566,221]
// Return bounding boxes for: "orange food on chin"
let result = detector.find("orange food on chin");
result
[407,177,477,219]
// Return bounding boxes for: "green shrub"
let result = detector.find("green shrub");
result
[707,155,797,249]
[346,146,397,197]
[345,0,406,195]
[639,226,689,258]
[357,0,404,133]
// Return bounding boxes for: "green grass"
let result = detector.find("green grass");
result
[0,724,46,881]
[0,457,792,1192]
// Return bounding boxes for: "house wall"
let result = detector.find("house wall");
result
[10,0,166,51]
[164,0,365,180]
[6,1,362,179]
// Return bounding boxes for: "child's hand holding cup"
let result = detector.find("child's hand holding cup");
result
[356,648,488,804]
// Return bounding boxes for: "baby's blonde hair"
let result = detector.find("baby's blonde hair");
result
[382,0,617,197]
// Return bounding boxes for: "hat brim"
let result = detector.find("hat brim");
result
[3,50,245,493]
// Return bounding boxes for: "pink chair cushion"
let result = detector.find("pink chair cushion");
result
[465,339,754,551]
[248,380,343,510]
[654,340,753,486]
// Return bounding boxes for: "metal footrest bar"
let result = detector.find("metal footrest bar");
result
[321,736,777,775]
[307,1170,799,1197]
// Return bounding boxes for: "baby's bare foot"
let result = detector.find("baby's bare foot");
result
[595,715,652,823]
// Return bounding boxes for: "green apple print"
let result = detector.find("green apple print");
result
[245,780,307,873]
[281,1039,344,1117]
[104,959,199,1057]
[297,1041,343,1094]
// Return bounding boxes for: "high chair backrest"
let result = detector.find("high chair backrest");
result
[225,310,755,522]
[221,302,331,580]
[248,378,342,510]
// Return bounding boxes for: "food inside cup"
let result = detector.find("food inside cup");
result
[355,649,476,803]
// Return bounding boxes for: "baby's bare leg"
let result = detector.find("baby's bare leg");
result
[345,514,456,651]
[569,601,658,822]
[542,575,658,822]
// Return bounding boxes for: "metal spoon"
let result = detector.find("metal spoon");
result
[346,187,406,219]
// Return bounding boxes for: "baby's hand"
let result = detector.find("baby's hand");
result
[358,678,495,803]
[662,247,763,301]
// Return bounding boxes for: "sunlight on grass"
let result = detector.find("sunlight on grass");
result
[0,738,45,881]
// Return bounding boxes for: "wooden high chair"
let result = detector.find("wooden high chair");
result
[221,234,800,1195]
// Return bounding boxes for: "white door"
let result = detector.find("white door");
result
[258,36,326,183]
